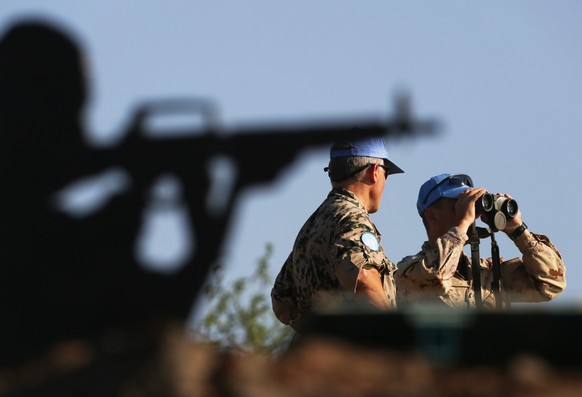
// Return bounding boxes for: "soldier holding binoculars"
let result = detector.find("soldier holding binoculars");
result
[394,173,565,309]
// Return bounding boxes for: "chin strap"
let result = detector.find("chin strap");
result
[468,222,483,309]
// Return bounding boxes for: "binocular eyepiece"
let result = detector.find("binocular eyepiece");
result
[475,193,518,232]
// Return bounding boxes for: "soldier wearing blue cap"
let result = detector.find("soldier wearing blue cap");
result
[271,136,403,331]
[394,173,566,309]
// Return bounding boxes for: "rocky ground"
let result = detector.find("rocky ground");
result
[1,323,582,397]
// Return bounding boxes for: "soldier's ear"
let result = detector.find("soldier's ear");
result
[369,163,381,183]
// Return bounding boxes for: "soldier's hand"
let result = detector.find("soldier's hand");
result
[498,193,523,235]
[455,188,487,230]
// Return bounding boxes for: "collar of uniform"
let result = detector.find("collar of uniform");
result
[329,187,366,212]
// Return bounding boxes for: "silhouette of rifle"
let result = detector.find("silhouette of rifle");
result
[98,93,440,322]
[38,92,440,346]
[117,92,438,198]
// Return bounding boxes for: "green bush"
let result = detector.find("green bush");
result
[191,243,294,354]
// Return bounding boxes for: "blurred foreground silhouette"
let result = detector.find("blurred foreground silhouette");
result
[0,15,436,375]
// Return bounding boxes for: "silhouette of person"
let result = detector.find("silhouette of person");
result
[0,18,238,366]
[0,18,144,365]
[0,16,435,372]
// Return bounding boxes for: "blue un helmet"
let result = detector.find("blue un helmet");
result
[416,173,474,216]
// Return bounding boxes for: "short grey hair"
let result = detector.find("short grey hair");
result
[327,156,384,183]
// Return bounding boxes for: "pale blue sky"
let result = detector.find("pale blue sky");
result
[2,2,581,320]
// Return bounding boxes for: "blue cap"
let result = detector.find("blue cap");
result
[330,136,404,175]
[416,173,473,216]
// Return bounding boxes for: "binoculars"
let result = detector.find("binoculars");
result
[476,193,518,232]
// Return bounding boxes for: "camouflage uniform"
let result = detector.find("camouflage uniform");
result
[395,227,566,309]
[271,188,397,330]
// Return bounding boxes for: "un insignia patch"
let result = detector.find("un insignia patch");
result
[361,231,380,252]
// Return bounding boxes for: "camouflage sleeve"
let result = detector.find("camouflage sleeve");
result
[332,218,388,293]
[271,252,300,326]
[331,225,397,310]
[395,227,468,283]
[499,231,566,302]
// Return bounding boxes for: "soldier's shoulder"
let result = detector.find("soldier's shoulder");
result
[396,253,424,269]
[320,199,371,229]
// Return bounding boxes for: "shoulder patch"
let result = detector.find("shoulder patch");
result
[361,231,380,252]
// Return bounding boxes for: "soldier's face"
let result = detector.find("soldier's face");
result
[368,164,388,214]
[429,198,457,235]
